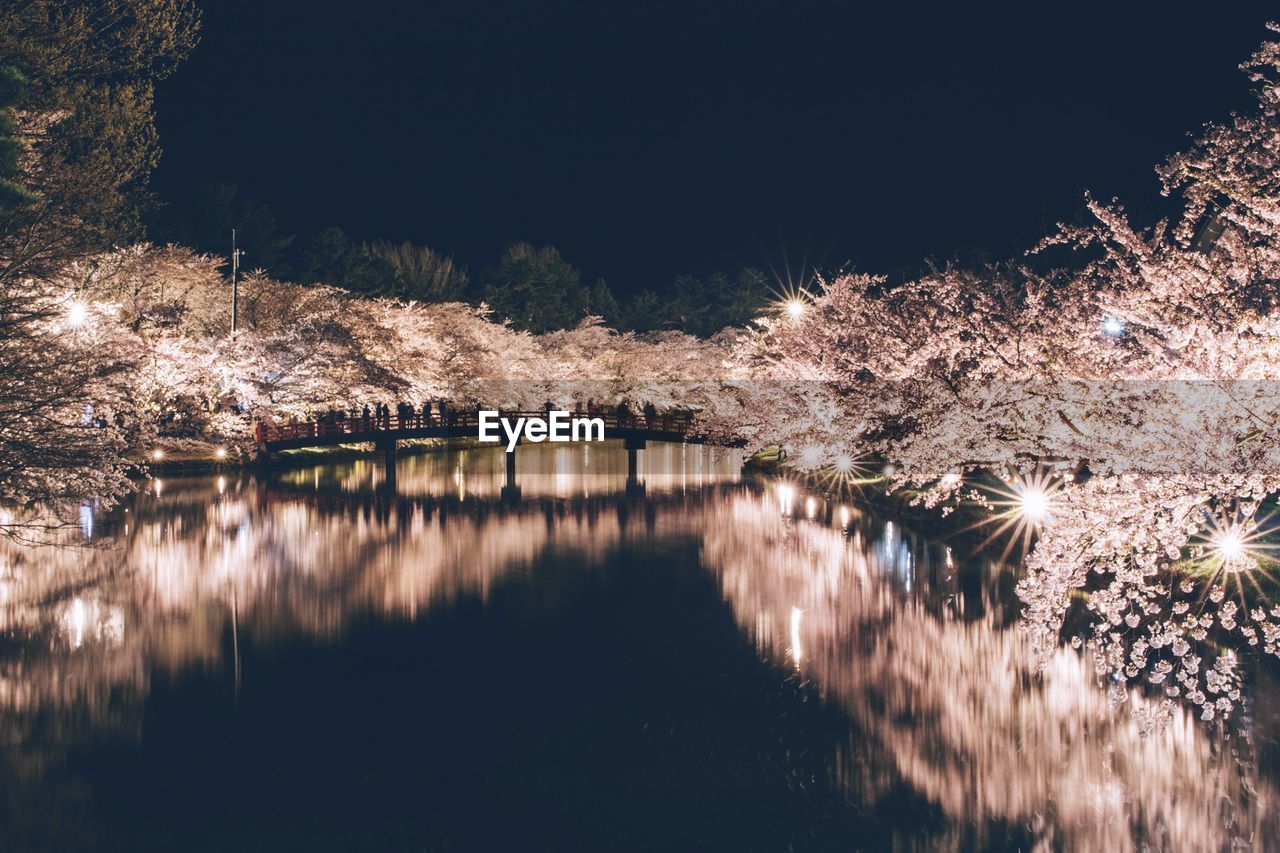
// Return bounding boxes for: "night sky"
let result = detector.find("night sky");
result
[154,1,1274,293]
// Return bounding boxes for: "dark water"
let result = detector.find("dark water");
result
[1,443,1277,851]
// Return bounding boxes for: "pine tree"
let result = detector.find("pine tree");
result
[587,278,622,327]
[481,243,588,333]
[0,65,33,210]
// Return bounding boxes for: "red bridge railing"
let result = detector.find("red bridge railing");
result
[255,410,698,445]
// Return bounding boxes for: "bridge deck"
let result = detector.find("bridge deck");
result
[256,410,738,452]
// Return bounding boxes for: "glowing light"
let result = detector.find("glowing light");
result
[940,471,961,488]
[1196,516,1268,574]
[1018,486,1050,524]
[817,452,878,492]
[66,300,88,327]
[798,444,822,468]
[769,277,813,324]
[1214,526,1245,560]
[215,447,227,459]
[973,470,1064,559]
[151,449,164,460]
[1102,317,1125,336]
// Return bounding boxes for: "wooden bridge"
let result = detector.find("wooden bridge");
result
[255,409,741,491]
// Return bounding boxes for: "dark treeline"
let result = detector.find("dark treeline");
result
[149,181,770,336]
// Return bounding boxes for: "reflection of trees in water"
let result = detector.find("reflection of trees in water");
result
[700,492,1276,851]
[6,473,1275,850]
[0,480,722,719]
[0,474,728,848]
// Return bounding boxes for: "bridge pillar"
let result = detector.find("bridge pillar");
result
[624,436,645,492]
[501,444,521,501]
[378,436,397,488]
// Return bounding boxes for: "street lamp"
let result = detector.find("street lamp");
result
[230,228,244,335]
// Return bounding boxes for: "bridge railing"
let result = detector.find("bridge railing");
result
[255,410,698,445]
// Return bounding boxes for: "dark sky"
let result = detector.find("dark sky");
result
[153,1,1274,293]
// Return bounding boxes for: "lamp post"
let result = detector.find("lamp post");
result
[230,228,244,335]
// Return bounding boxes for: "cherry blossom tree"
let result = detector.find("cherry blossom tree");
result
[743,27,1280,723]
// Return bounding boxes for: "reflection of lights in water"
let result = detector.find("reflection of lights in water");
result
[777,484,795,515]
[789,606,803,666]
[876,521,916,589]
[698,491,1270,851]
[4,475,1273,853]
[839,506,850,528]
[805,496,817,519]
[80,504,94,539]
[154,479,164,497]
[371,443,741,500]
[54,596,125,651]
[69,598,86,648]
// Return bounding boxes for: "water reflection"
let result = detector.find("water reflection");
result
[285,440,743,498]
[0,448,1276,849]
[0,447,735,731]
[702,487,1278,850]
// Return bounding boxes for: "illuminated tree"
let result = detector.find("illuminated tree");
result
[741,27,1280,722]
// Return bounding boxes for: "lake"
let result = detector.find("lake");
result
[0,442,1275,851]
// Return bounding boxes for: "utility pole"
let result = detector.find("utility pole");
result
[230,228,244,334]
